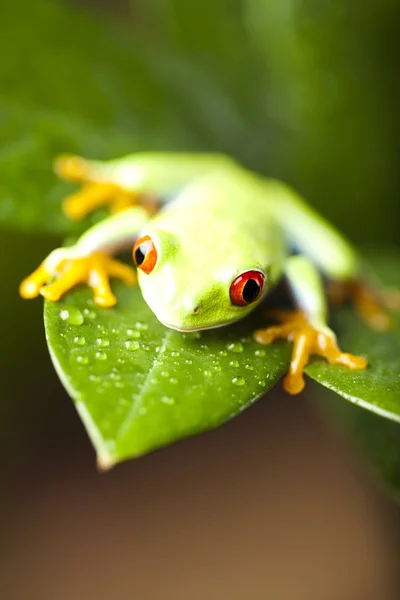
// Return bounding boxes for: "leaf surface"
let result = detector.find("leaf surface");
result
[44,284,290,466]
[44,250,400,465]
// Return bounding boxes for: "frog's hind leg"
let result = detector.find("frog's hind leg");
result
[55,154,158,220]
[253,256,367,395]
[254,310,367,395]
[327,279,400,331]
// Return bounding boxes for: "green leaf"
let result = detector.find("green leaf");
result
[44,249,399,466]
[44,284,290,466]
[305,249,400,422]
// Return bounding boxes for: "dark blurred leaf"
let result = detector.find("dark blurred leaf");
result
[305,249,400,423]
[317,387,400,494]
[44,284,289,466]
[0,0,206,234]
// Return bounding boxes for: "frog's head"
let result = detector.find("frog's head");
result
[133,228,268,332]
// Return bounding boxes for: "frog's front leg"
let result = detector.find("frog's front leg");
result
[55,152,233,220]
[55,155,158,220]
[254,256,367,395]
[20,206,150,306]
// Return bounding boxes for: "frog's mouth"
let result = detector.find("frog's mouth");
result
[159,316,245,333]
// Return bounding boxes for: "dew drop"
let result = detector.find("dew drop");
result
[73,336,86,346]
[83,308,96,320]
[185,359,193,365]
[95,351,107,361]
[60,306,84,326]
[89,374,101,383]
[96,338,110,348]
[219,350,227,357]
[255,349,266,357]
[227,342,244,353]
[171,351,180,357]
[203,370,212,378]
[135,321,148,331]
[229,360,239,368]
[245,363,254,371]
[258,380,266,387]
[169,377,178,385]
[76,355,89,365]
[213,364,222,372]
[125,340,140,351]
[127,328,140,339]
[161,396,176,405]
[232,376,246,387]
[160,371,169,378]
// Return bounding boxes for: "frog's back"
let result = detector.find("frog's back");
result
[157,165,276,233]
[150,165,287,285]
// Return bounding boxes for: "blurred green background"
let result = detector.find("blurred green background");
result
[1,0,399,598]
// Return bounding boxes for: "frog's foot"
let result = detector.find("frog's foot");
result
[55,154,159,220]
[254,310,367,395]
[20,252,136,307]
[327,279,397,331]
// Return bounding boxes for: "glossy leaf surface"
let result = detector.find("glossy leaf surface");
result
[45,284,290,466]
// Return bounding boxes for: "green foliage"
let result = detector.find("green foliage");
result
[320,387,400,494]
[0,0,198,234]
[1,0,399,474]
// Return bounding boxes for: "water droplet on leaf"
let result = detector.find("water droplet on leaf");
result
[76,355,89,365]
[161,396,176,405]
[125,340,140,351]
[227,342,244,353]
[232,376,246,387]
[60,306,83,326]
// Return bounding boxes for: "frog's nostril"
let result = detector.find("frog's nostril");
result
[193,305,200,314]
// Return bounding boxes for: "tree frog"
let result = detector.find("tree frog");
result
[20,153,391,394]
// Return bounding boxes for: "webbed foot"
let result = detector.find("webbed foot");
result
[254,310,367,395]
[55,154,158,220]
[19,251,136,307]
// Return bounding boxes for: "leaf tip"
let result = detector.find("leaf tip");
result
[96,452,116,473]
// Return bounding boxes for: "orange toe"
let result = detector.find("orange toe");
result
[254,310,367,395]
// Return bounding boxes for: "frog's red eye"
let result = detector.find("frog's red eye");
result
[230,270,265,306]
[133,235,158,274]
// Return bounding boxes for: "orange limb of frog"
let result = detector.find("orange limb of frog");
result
[253,310,367,395]
[327,279,399,331]
[19,252,137,307]
[55,154,159,220]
